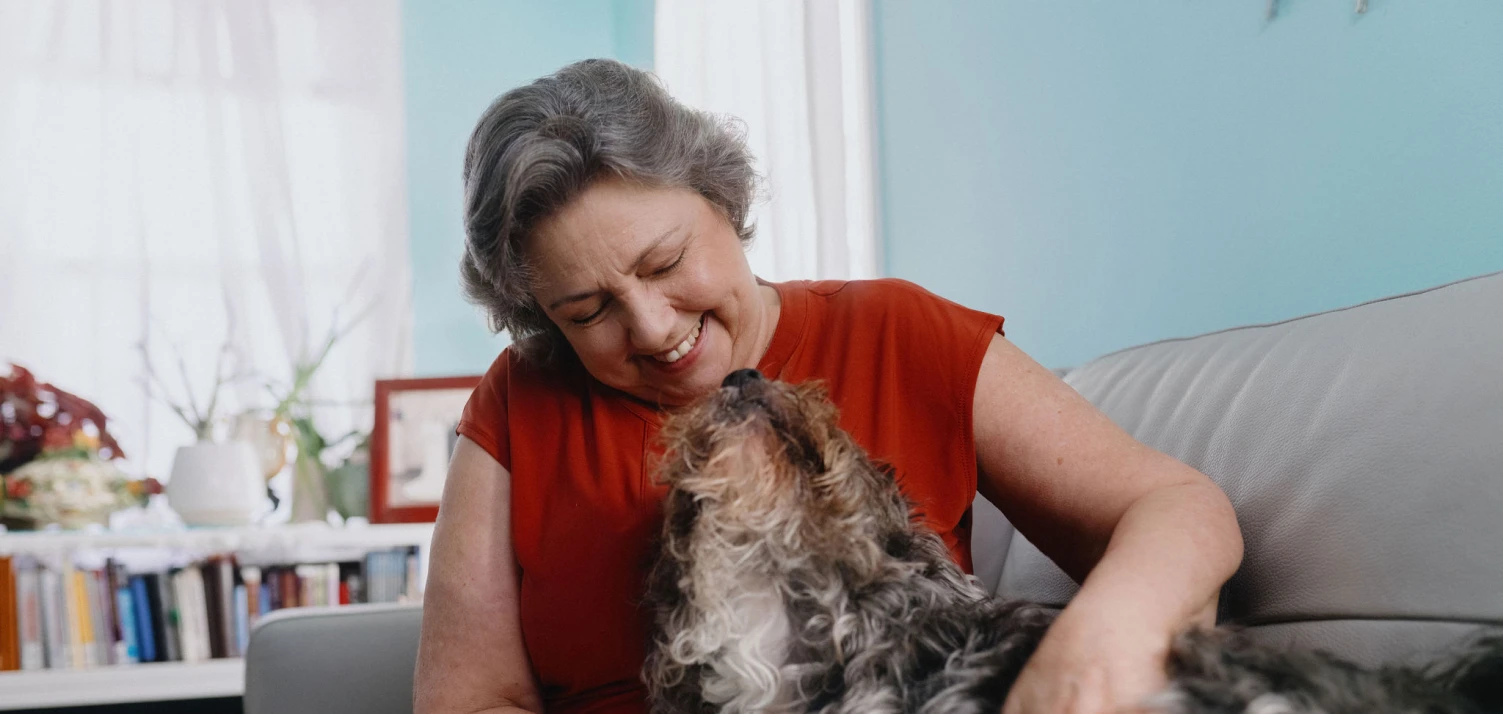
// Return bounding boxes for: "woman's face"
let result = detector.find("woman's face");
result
[527,177,780,406]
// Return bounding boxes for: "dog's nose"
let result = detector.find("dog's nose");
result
[721,368,763,390]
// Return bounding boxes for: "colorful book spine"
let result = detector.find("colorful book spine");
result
[106,562,134,664]
[4,544,424,670]
[84,568,110,665]
[64,566,88,668]
[114,581,140,664]
[15,558,45,670]
[241,566,262,627]
[215,558,236,657]
[158,570,182,662]
[129,576,156,663]
[233,584,248,656]
[0,555,17,670]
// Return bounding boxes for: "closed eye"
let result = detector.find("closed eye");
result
[571,297,611,325]
[651,249,686,277]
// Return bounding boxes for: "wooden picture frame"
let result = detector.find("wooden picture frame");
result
[369,375,482,523]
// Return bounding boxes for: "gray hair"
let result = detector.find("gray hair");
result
[459,58,760,362]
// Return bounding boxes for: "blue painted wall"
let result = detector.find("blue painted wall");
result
[874,1,1503,368]
[404,0,653,376]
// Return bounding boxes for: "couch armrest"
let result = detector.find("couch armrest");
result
[245,603,422,714]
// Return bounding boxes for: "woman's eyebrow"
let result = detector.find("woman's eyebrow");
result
[546,227,681,311]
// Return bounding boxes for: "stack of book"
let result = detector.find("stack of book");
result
[0,546,419,671]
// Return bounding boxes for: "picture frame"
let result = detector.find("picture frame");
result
[369,375,482,523]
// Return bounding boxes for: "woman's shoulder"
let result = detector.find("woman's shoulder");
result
[795,278,997,329]
[474,341,590,403]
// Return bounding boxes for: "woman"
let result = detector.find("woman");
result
[414,58,1242,714]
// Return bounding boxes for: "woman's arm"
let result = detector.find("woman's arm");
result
[971,335,1243,712]
[414,436,544,714]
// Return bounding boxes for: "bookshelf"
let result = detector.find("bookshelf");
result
[0,521,435,558]
[0,521,434,710]
[0,658,244,709]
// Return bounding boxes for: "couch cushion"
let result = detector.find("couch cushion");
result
[990,271,1503,663]
[244,603,422,714]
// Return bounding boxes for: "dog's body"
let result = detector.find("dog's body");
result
[642,370,1502,714]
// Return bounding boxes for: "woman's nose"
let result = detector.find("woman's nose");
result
[624,290,678,352]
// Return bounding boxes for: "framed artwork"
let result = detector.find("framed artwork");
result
[369,375,482,523]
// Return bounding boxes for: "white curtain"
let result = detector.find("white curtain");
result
[0,0,412,486]
[654,0,881,282]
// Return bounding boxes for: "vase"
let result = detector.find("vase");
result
[166,441,266,527]
[231,411,293,482]
[324,459,369,521]
[289,453,330,523]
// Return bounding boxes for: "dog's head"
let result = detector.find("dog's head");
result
[656,369,910,560]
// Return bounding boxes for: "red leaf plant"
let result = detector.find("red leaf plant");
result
[1,364,127,474]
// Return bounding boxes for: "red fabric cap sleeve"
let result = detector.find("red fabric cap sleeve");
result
[456,349,512,472]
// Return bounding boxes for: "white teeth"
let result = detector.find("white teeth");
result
[655,316,704,363]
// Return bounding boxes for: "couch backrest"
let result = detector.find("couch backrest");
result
[245,603,422,714]
[974,270,1503,667]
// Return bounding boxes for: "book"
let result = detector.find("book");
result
[404,546,421,602]
[279,565,299,609]
[364,552,384,603]
[201,560,224,659]
[107,562,136,664]
[214,557,237,657]
[321,563,337,607]
[182,565,211,662]
[240,566,262,627]
[295,564,318,611]
[0,556,18,670]
[128,577,154,661]
[114,576,140,664]
[39,568,66,668]
[157,570,182,662]
[98,565,123,664]
[265,567,282,611]
[340,560,365,605]
[84,568,111,665]
[14,557,45,670]
[232,584,248,656]
[257,582,271,618]
[64,565,88,668]
[171,569,200,662]
[142,573,168,662]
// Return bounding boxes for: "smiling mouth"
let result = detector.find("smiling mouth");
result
[653,314,705,363]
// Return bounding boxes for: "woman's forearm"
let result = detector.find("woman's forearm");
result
[1065,480,1244,634]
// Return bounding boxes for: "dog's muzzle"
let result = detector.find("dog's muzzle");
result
[722,368,764,390]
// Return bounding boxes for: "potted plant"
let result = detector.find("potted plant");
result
[264,305,372,523]
[140,325,266,527]
[1,364,163,530]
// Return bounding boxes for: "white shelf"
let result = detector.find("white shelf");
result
[0,658,244,709]
[0,521,434,557]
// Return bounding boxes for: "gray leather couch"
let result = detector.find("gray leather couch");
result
[975,269,1503,667]
[245,270,1503,713]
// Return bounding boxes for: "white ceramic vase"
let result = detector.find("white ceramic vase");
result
[166,441,266,527]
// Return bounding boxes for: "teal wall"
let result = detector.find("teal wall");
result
[874,1,1503,368]
[404,0,653,376]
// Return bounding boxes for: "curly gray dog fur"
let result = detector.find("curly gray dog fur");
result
[643,369,1503,714]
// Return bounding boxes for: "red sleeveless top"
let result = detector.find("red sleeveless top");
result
[457,279,1004,713]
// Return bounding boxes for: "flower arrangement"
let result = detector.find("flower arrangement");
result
[1,364,162,529]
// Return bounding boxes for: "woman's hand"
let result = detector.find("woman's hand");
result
[1000,603,1170,714]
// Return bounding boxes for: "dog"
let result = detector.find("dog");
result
[642,369,1503,714]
